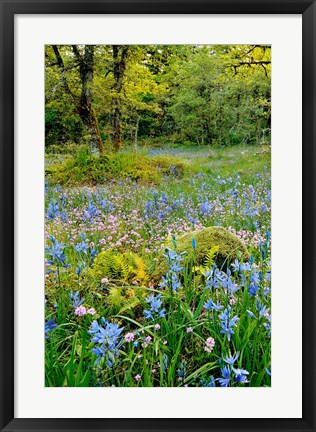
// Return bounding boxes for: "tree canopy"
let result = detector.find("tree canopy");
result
[45,44,271,153]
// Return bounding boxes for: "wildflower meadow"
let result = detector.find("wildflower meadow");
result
[45,44,271,387]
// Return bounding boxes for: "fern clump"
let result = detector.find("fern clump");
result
[84,250,149,317]
[88,250,148,284]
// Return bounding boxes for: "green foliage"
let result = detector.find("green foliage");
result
[194,245,220,276]
[154,227,248,279]
[45,328,92,387]
[45,101,83,148]
[45,151,188,186]
[166,45,270,146]
[45,142,271,388]
[204,245,220,268]
[107,285,146,316]
[175,226,248,265]
[46,44,270,149]
[88,250,148,284]
[83,250,148,316]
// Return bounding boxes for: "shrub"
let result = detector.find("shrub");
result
[45,152,188,186]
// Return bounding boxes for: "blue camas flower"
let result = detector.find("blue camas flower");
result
[200,375,216,387]
[233,368,250,384]
[256,300,270,317]
[217,366,231,387]
[45,318,57,338]
[75,241,89,254]
[177,360,186,378]
[240,262,251,272]
[89,318,124,367]
[203,298,223,312]
[246,310,256,319]
[248,283,259,296]
[144,294,166,320]
[160,247,185,293]
[219,306,239,342]
[47,200,61,220]
[263,314,271,337]
[200,200,212,216]
[213,269,228,288]
[91,248,98,257]
[69,290,85,308]
[227,277,240,296]
[46,235,70,268]
[231,259,240,273]
[162,353,168,372]
[248,266,260,296]
[84,203,99,220]
[223,351,240,365]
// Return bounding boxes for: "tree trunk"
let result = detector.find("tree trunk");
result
[111,45,129,150]
[112,105,122,150]
[134,114,140,151]
[52,45,104,155]
[72,45,104,155]
[77,104,103,154]
[236,92,241,123]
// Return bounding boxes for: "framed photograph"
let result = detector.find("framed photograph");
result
[0,0,315,431]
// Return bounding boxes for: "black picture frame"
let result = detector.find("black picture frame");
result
[0,0,315,431]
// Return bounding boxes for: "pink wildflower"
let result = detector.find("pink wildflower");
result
[205,336,215,353]
[75,305,86,316]
[154,324,160,330]
[186,327,193,333]
[101,278,108,284]
[125,332,135,342]
[87,308,96,315]
[134,374,141,381]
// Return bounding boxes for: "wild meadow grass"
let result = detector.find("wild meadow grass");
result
[45,144,271,387]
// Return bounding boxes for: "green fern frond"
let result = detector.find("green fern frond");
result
[108,286,123,309]
[121,260,132,281]
[133,256,147,282]
[204,245,219,268]
[119,297,140,315]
